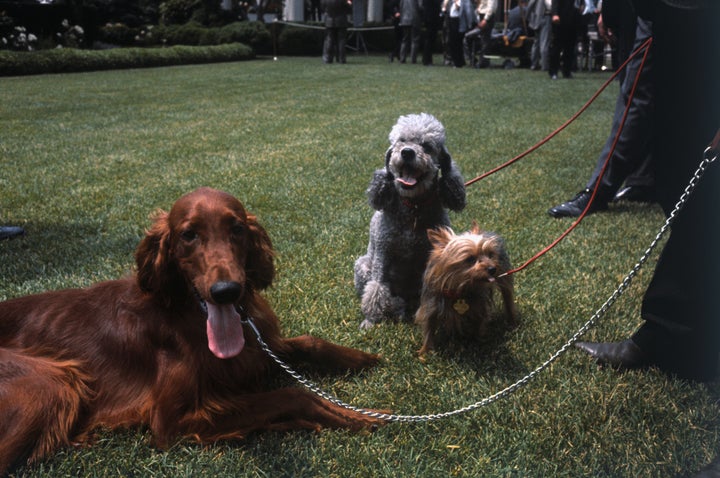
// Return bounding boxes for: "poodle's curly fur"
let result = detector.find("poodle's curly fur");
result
[354,113,466,329]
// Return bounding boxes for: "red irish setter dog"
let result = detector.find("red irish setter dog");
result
[0,187,383,474]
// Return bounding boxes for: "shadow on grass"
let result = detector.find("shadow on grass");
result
[0,220,141,291]
[425,314,529,380]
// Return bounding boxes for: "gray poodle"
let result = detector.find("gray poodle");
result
[354,113,466,329]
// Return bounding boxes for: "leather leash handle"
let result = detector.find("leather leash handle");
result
[710,127,720,155]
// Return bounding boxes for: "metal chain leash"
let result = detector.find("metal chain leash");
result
[242,144,718,423]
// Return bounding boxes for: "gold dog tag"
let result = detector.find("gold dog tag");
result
[453,299,469,315]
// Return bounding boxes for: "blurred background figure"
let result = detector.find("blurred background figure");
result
[321,0,352,63]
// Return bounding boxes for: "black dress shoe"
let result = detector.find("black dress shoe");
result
[575,339,648,370]
[547,189,608,218]
[0,226,25,240]
[612,185,656,203]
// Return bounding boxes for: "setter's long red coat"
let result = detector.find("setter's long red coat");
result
[0,187,382,473]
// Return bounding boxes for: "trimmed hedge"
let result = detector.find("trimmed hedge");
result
[95,20,394,57]
[0,42,254,76]
[97,21,272,54]
[276,23,324,56]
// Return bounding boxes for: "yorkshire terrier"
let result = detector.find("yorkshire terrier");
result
[415,223,519,356]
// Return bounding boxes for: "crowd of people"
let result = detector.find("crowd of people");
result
[321,0,612,73]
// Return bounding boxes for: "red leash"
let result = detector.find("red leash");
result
[464,37,653,188]
[462,37,654,277]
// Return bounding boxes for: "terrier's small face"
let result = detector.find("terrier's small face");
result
[386,113,448,199]
[425,225,508,293]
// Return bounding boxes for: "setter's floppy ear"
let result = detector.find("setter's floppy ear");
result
[245,214,275,291]
[135,210,173,297]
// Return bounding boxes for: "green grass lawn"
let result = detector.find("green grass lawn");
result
[1,54,718,477]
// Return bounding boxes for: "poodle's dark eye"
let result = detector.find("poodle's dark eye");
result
[180,229,198,242]
[421,142,433,153]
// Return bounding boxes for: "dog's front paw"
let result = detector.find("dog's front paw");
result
[438,147,453,174]
[367,169,397,210]
[359,319,376,330]
[439,173,467,211]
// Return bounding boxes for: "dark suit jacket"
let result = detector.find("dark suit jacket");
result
[322,0,351,27]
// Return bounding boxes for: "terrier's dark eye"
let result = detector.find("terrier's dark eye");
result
[465,256,476,264]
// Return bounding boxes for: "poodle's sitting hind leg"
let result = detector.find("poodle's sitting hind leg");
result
[353,255,371,298]
[358,280,403,329]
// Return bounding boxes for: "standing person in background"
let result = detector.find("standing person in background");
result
[548,0,580,79]
[442,0,475,67]
[422,0,443,65]
[578,0,603,71]
[598,0,637,70]
[528,0,552,71]
[388,0,403,62]
[398,0,423,63]
[464,0,497,68]
[308,0,322,21]
[322,0,352,63]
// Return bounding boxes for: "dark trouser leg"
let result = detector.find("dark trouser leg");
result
[323,28,336,63]
[337,27,347,63]
[422,27,438,65]
[631,3,720,381]
[585,18,654,200]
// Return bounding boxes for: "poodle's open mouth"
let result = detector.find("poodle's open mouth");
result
[396,167,424,189]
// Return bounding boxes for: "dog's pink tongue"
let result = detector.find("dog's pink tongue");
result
[397,176,417,187]
[206,303,245,359]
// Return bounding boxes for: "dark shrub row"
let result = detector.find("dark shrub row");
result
[96,20,395,57]
[98,21,271,54]
[276,23,324,56]
[0,42,253,76]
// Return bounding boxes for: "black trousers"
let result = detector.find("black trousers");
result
[323,27,347,63]
[586,17,654,199]
[548,22,575,77]
[447,17,466,67]
[631,2,720,381]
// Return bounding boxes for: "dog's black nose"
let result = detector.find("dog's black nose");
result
[487,266,497,276]
[210,281,243,304]
[401,148,416,162]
